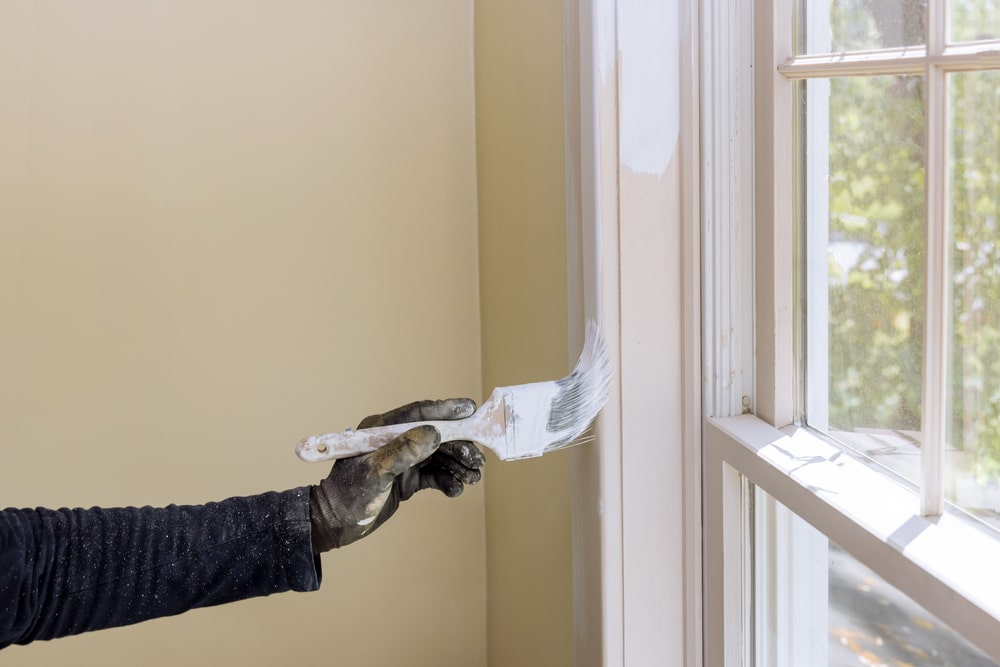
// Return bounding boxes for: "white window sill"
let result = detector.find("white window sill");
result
[708,414,1000,662]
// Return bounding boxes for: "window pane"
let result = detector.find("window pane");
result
[830,541,997,666]
[753,489,997,665]
[950,0,1000,42]
[948,70,1000,526]
[812,76,926,484]
[796,0,926,54]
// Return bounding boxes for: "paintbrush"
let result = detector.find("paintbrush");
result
[295,320,612,462]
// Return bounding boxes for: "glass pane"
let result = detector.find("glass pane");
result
[808,76,926,484]
[947,71,1000,526]
[830,541,997,665]
[951,0,1000,42]
[753,489,997,665]
[796,0,926,55]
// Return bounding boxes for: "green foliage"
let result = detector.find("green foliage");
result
[949,71,1000,479]
[822,2,1000,480]
[827,74,925,432]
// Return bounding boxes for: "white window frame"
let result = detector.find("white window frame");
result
[565,0,1000,664]
[704,0,1000,664]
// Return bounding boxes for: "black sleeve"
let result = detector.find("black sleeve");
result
[0,487,321,649]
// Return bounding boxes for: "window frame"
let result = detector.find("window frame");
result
[566,0,1000,664]
[704,0,1000,664]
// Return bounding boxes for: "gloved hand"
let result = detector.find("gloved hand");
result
[309,398,486,553]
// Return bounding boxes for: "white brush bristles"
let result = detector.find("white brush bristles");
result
[500,319,613,459]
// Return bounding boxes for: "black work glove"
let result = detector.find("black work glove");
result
[309,398,486,553]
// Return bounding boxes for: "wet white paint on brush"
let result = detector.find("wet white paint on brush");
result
[498,381,562,459]
[295,320,612,463]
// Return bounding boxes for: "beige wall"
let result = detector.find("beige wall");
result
[0,2,485,666]
[474,1,573,666]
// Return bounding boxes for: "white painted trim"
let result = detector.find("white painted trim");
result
[701,0,755,419]
[705,453,750,667]
[566,0,701,664]
[708,415,1000,663]
[701,0,758,662]
[679,0,703,661]
[754,0,796,428]
[566,0,624,664]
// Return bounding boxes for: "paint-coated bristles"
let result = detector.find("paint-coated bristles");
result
[544,320,612,450]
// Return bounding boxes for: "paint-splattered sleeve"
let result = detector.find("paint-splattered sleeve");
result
[0,488,321,649]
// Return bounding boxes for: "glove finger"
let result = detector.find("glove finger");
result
[431,443,484,485]
[358,398,477,429]
[371,425,442,479]
[424,467,466,498]
[436,440,486,472]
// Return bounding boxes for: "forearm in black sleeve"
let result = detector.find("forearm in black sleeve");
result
[0,488,321,648]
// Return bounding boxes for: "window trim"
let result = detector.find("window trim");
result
[564,0,702,664]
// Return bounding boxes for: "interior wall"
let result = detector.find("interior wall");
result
[0,2,486,666]
[473,1,573,665]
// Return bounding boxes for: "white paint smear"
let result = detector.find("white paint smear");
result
[618,0,680,176]
[507,382,562,458]
[596,0,617,84]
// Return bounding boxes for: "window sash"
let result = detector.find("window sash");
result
[782,5,1000,517]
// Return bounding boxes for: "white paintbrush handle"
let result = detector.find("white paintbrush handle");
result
[296,420,470,462]
[296,392,510,462]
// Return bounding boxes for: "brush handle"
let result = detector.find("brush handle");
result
[296,392,509,462]
[296,420,473,462]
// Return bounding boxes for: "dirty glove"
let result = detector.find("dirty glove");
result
[309,398,486,553]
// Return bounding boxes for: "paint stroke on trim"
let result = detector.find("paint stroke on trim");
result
[595,0,616,84]
[618,0,679,176]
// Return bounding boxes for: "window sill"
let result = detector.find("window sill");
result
[707,414,1000,662]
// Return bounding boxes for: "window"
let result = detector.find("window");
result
[704,0,1000,663]
[789,0,1000,521]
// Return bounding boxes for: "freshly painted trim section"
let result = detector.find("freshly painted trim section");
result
[567,0,624,664]
[617,0,679,176]
[567,0,701,664]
